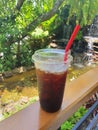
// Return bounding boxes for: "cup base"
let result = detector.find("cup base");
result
[40,101,61,113]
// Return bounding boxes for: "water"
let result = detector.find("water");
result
[0,70,38,106]
[83,15,98,65]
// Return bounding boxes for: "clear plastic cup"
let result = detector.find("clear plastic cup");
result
[32,49,72,112]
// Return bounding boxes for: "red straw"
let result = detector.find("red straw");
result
[64,24,80,62]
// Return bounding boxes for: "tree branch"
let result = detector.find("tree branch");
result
[15,0,25,11]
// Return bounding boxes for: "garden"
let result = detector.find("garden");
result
[0,0,98,129]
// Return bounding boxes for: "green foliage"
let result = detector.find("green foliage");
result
[31,27,49,39]
[0,45,17,72]
[0,0,55,71]
[67,0,98,25]
[61,106,87,130]
[0,0,98,71]
[17,42,33,67]
[42,15,57,32]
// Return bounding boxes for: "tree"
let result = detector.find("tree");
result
[0,0,64,45]
[0,0,65,71]
[1,0,98,45]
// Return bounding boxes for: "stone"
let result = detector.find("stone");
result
[89,15,98,37]
[18,96,29,105]
[0,74,4,82]
[2,101,16,114]
[49,42,58,48]
[12,66,26,74]
[26,66,34,71]
[18,66,26,74]
[2,71,13,78]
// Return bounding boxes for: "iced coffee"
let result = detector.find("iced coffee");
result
[32,49,72,112]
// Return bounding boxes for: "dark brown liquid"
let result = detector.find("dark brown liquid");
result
[36,69,67,112]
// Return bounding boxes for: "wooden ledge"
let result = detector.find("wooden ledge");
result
[0,67,98,130]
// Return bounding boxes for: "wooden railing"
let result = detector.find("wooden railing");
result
[0,67,98,130]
